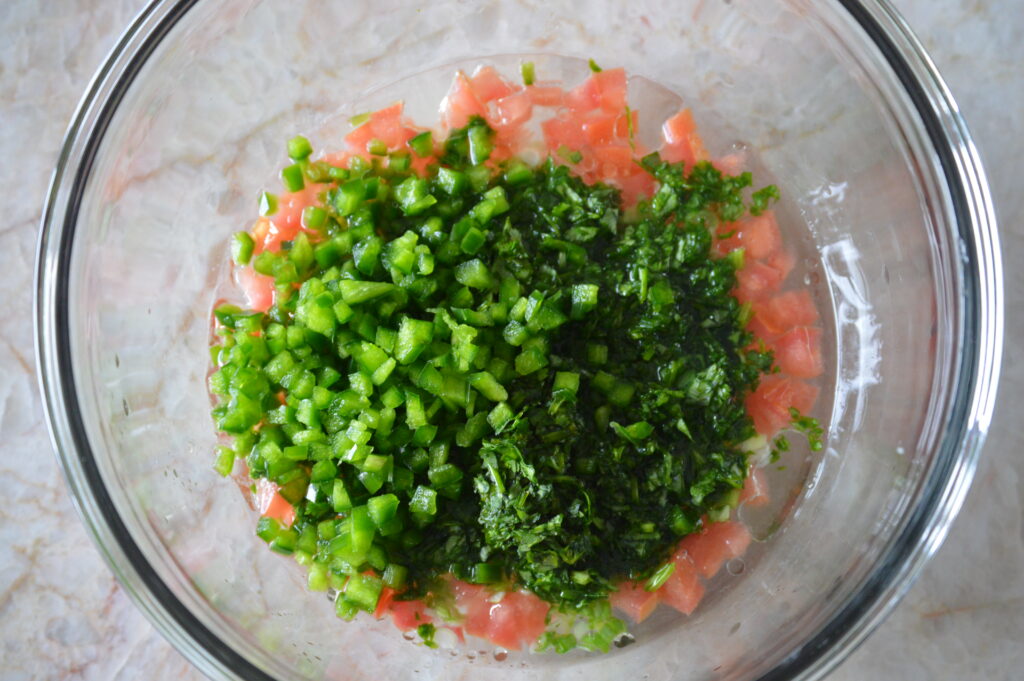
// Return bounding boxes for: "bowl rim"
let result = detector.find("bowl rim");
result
[34,1,1003,679]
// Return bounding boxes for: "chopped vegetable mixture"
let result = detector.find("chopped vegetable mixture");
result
[208,62,823,653]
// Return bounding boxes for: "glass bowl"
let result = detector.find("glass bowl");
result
[35,0,1002,679]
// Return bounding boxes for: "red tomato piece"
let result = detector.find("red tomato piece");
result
[661,139,698,169]
[753,289,820,335]
[765,249,796,283]
[679,521,752,580]
[452,581,549,651]
[746,392,790,438]
[662,108,698,147]
[343,121,375,154]
[526,85,565,107]
[372,102,412,149]
[738,211,782,260]
[591,144,636,180]
[374,586,396,620]
[770,326,824,378]
[249,217,271,256]
[254,478,295,527]
[745,374,820,436]
[343,103,411,152]
[660,108,709,166]
[470,65,517,103]
[442,71,488,129]
[714,223,743,256]
[320,150,353,167]
[609,581,660,623]
[614,171,658,209]
[493,89,533,128]
[713,152,746,176]
[266,183,326,251]
[593,67,628,112]
[389,598,433,631]
[541,115,587,153]
[235,266,274,313]
[745,314,777,345]
[734,260,786,303]
[566,75,600,112]
[660,551,705,615]
[484,590,550,651]
[581,112,618,146]
[452,580,492,639]
[613,109,638,141]
[739,467,770,508]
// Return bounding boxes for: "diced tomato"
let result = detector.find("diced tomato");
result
[254,478,295,527]
[493,89,533,128]
[745,374,819,436]
[442,71,488,129]
[235,266,275,313]
[565,68,627,114]
[714,224,743,257]
[739,467,770,508]
[734,260,786,303]
[265,183,327,251]
[566,75,600,113]
[484,590,550,651]
[590,145,636,180]
[344,122,375,155]
[609,581,660,623]
[713,152,746,176]
[541,115,587,153]
[678,521,752,580]
[470,65,517,103]
[342,102,419,152]
[765,249,796,283]
[410,153,436,178]
[576,110,635,147]
[581,113,618,146]
[745,314,777,344]
[320,150,353,167]
[249,218,271,255]
[661,140,698,169]
[527,84,565,107]
[661,108,708,167]
[737,211,781,260]
[452,580,491,637]
[770,326,824,378]
[747,390,792,437]
[753,289,819,335]
[389,598,433,631]
[593,67,627,112]
[452,581,549,651]
[614,170,658,208]
[660,551,705,615]
[662,108,697,147]
[614,109,638,141]
[374,586,397,619]
[369,103,408,149]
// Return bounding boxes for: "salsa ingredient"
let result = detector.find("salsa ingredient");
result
[209,61,824,653]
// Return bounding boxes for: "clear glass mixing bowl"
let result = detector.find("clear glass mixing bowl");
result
[36,0,1002,679]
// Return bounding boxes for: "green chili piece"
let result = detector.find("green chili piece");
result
[408,131,433,158]
[521,61,535,86]
[281,163,305,192]
[232,232,255,265]
[288,135,313,161]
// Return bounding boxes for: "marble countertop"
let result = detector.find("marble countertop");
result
[1,0,1020,679]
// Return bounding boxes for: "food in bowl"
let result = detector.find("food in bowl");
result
[207,61,824,653]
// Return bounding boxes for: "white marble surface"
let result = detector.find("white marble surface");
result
[0,0,1020,679]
